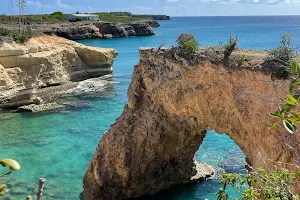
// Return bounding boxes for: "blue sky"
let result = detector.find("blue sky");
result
[1,0,300,16]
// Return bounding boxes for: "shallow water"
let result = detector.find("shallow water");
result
[2,16,300,199]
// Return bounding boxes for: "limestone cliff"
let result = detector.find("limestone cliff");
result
[83,47,300,200]
[0,35,117,109]
[41,21,156,40]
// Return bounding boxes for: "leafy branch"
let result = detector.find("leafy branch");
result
[269,61,300,134]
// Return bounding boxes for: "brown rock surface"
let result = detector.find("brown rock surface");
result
[83,47,300,200]
[0,35,118,109]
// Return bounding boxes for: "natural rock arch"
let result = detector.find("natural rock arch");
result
[83,48,300,200]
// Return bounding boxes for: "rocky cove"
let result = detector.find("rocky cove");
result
[0,35,117,111]
[40,21,158,40]
[1,20,300,200]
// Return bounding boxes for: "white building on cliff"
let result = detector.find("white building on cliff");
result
[68,14,100,22]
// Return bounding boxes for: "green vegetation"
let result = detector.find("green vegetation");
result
[0,27,12,36]
[265,34,294,67]
[176,33,199,53]
[269,60,300,133]
[0,158,21,196]
[264,34,295,79]
[0,26,39,44]
[95,12,150,23]
[217,168,300,200]
[224,35,238,66]
[0,12,151,24]
[217,58,300,200]
[233,54,252,67]
[0,13,68,24]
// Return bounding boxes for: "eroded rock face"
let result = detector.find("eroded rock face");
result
[41,21,156,40]
[0,35,118,109]
[83,47,300,200]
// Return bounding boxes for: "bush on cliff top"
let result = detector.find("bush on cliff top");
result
[0,27,12,36]
[223,35,238,67]
[0,26,39,44]
[266,33,294,67]
[176,33,199,53]
[264,34,295,79]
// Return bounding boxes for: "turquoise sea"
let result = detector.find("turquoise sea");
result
[1,16,300,200]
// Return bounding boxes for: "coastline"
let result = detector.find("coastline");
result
[39,21,159,40]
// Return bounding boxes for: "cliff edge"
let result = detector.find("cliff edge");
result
[83,47,300,199]
[41,21,156,40]
[0,35,118,109]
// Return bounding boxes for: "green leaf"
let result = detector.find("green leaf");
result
[270,121,281,129]
[270,112,283,119]
[289,80,297,94]
[287,116,300,123]
[292,61,297,75]
[283,120,296,134]
[292,81,300,86]
[286,94,298,105]
[0,159,21,171]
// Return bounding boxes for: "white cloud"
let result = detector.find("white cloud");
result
[122,4,153,12]
[160,0,300,4]
[56,0,73,9]
[27,1,53,8]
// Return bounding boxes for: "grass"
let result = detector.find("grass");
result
[95,13,150,23]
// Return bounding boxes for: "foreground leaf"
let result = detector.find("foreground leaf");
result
[283,120,296,134]
[292,61,297,75]
[286,94,298,105]
[0,159,21,171]
[0,184,6,192]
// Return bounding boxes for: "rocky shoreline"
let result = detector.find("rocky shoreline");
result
[0,35,117,111]
[40,21,158,40]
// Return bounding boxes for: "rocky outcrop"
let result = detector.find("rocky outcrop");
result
[83,47,300,199]
[0,35,117,109]
[41,23,102,40]
[41,21,156,40]
[132,14,171,20]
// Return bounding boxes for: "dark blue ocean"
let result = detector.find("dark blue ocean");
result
[1,16,300,200]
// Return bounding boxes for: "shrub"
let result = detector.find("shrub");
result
[266,33,294,66]
[234,54,251,67]
[49,11,65,21]
[0,27,12,36]
[224,35,238,64]
[217,168,300,200]
[13,32,30,44]
[264,34,295,79]
[176,33,199,53]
